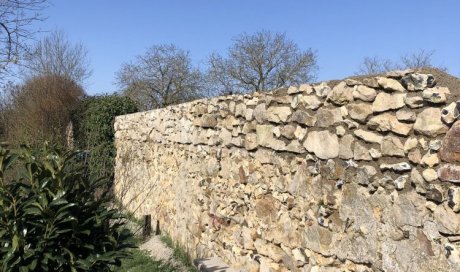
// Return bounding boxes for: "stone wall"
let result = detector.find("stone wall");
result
[114,70,460,271]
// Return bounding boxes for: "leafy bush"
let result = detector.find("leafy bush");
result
[71,95,138,180]
[0,145,134,271]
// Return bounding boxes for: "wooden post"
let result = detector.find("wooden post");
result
[143,215,152,239]
[155,219,161,235]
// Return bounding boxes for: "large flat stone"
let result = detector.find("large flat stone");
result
[304,131,339,159]
[440,121,460,162]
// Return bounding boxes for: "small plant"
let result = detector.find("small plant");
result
[0,144,134,271]
[115,249,176,272]
[161,236,197,272]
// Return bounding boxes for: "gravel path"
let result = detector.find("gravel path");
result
[139,235,189,272]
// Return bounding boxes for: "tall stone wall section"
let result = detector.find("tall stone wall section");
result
[114,70,460,271]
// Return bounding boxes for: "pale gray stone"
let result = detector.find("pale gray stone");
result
[336,125,346,136]
[372,93,406,113]
[314,82,331,98]
[254,239,286,263]
[422,88,447,104]
[404,96,424,108]
[376,77,406,92]
[353,85,377,102]
[316,108,343,127]
[301,95,322,110]
[396,109,416,122]
[287,85,300,94]
[244,133,258,150]
[423,168,438,182]
[280,125,296,139]
[380,162,411,172]
[441,102,460,124]
[344,78,363,86]
[290,110,317,126]
[200,114,218,128]
[394,175,409,190]
[326,81,354,105]
[286,140,306,154]
[254,103,267,123]
[404,137,418,153]
[381,136,405,157]
[299,83,314,94]
[339,134,354,159]
[347,103,373,123]
[304,131,339,159]
[448,187,460,212]
[354,129,383,144]
[369,148,382,159]
[411,168,427,194]
[235,103,246,117]
[368,113,412,136]
[354,142,372,161]
[414,108,448,137]
[294,126,307,141]
[429,139,442,151]
[256,124,286,151]
[266,106,292,123]
[433,204,460,234]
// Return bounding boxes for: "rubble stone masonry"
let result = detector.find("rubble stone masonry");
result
[114,70,460,271]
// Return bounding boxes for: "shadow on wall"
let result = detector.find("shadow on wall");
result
[194,258,235,272]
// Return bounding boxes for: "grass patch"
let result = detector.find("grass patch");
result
[115,249,177,272]
[161,236,197,272]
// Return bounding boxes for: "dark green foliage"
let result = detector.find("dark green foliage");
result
[0,145,135,271]
[71,95,138,180]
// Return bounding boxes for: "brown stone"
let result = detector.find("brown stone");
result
[255,195,279,221]
[289,110,317,126]
[316,108,343,127]
[200,114,218,128]
[440,121,460,163]
[347,103,373,123]
[381,136,405,157]
[438,164,460,183]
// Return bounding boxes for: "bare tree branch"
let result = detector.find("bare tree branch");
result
[0,0,48,81]
[116,44,204,110]
[22,30,92,84]
[356,49,447,75]
[207,30,318,94]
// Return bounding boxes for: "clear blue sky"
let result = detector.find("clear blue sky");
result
[40,0,460,95]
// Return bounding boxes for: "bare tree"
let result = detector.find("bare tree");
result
[0,0,47,78]
[207,30,318,94]
[357,49,447,75]
[22,30,92,84]
[6,74,84,147]
[116,44,204,110]
[356,56,398,75]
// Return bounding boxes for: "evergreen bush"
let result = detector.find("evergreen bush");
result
[0,145,134,271]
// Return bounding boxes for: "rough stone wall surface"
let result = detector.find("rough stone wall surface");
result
[114,69,460,272]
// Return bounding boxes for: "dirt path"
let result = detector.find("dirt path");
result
[139,235,189,272]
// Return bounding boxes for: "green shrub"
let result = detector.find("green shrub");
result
[71,95,138,180]
[0,145,134,271]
